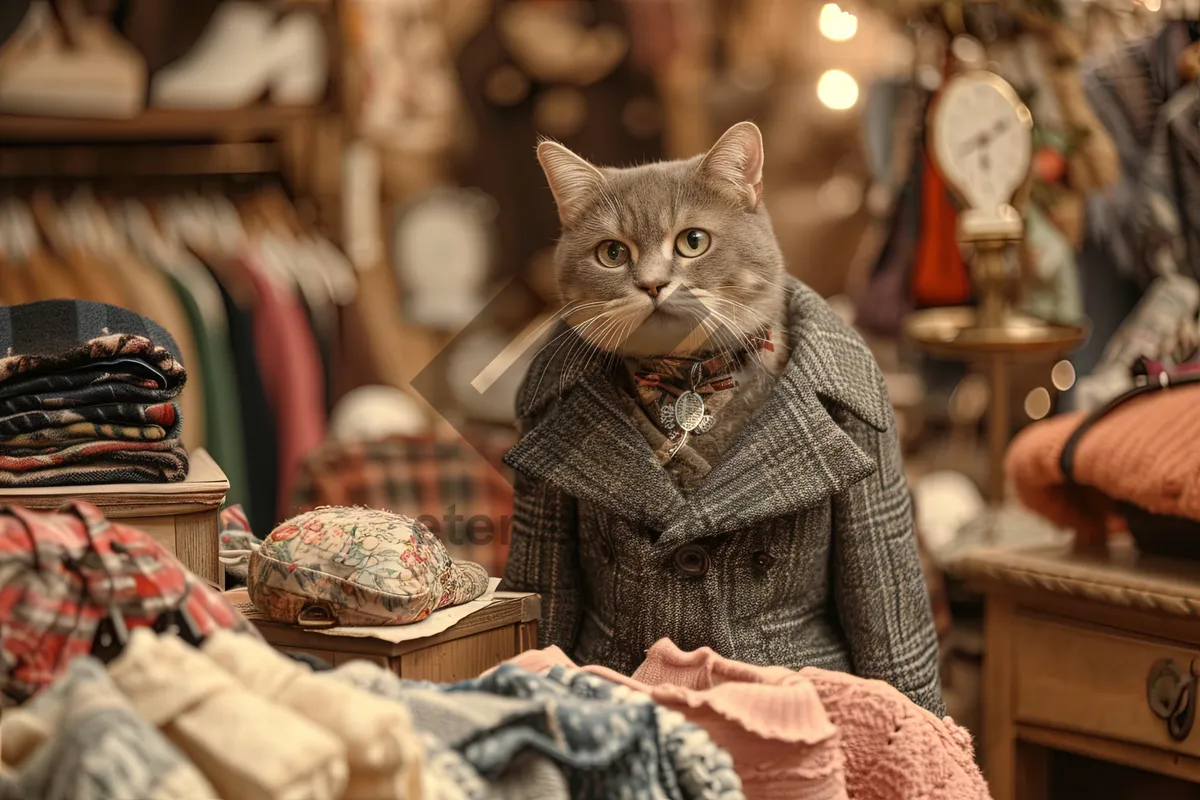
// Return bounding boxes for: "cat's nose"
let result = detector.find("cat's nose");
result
[637,280,669,299]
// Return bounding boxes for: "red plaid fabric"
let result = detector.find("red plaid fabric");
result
[0,501,255,707]
[289,429,517,576]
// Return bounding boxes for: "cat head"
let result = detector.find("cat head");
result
[538,121,786,358]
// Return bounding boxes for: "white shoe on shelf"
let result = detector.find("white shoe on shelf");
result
[0,2,146,119]
[150,2,327,110]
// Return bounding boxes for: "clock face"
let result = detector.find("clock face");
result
[930,72,1033,213]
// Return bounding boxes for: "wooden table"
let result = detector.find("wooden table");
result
[226,589,541,683]
[0,448,228,587]
[957,540,1200,800]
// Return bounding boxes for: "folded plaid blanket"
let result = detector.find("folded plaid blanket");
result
[1,421,170,447]
[0,301,191,487]
[0,452,189,487]
[0,437,184,470]
[0,402,179,441]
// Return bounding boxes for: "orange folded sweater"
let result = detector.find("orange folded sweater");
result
[1006,384,1200,543]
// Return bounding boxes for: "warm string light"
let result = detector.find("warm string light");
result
[817,70,859,110]
[818,3,858,41]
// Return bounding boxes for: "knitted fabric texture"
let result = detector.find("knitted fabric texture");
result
[201,630,423,800]
[249,506,490,626]
[109,630,349,800]
[333,659,744,800]
[0,657,216,800]
[505,646,847,800]
[1006,383,1200,541]
[632,640,988,800]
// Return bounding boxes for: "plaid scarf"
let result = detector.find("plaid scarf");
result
[631,330,774,451]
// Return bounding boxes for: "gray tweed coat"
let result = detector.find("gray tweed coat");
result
[501,279,945,716]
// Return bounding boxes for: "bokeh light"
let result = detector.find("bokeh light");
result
[818,70,859,110]
[819,4,858,42]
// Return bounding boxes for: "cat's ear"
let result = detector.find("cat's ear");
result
[537,140,607,225]
[699,121,765,210]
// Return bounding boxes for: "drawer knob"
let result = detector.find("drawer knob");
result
[1146,658,1198,742]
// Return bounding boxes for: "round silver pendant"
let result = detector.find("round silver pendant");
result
[674,391,706,432]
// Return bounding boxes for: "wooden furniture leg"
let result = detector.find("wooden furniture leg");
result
[984,598,1017,800]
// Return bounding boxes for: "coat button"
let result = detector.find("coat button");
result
[673,544,710,577]
[752,551,775,570]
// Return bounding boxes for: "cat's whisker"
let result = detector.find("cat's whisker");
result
[529,313,608,403]
[561,312,620,394]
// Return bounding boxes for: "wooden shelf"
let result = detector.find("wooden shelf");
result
[0,143,282,179]
[0,105,320,143]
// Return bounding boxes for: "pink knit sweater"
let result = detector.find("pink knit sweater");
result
[506,645,847,800]
[507,640,991,800]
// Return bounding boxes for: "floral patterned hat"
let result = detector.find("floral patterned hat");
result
[247,507,490,627]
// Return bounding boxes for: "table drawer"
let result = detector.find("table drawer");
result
[1014,613,1200,756]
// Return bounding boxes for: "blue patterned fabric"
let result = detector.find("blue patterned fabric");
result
[331,661,743,800]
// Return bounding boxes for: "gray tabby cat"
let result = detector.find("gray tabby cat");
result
[537,121,789,485]
[503,120,945,715]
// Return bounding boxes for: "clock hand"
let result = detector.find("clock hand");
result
[958,123,1002,157]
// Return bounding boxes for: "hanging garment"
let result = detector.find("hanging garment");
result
[238,251,327,522]
[0,658,217,800]
[213,274,279,542]
[1021,205,1084,324]
[855,151,922,337]
[1083,22,1189,286]
[505,646,847,800]
[911,150,971,308]
[161,268,252,516]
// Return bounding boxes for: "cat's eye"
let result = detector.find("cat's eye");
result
[595,240,631,268]
[675,229,711,258]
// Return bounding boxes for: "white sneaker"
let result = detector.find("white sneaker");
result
[150,2,326,110]
[0,2,145,118]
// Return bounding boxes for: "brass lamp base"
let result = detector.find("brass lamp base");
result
[905,307,1087,360]
[904,304,1088,508]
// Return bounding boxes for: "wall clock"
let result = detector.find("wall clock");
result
[928,70,1033,241]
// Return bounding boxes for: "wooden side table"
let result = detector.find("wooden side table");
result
[226,589,541,683]
[957,541,1200,800]
[0,448,228,587]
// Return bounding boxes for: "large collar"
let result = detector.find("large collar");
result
[505,278,892,546]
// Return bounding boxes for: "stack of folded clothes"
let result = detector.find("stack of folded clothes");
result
[1006,373,1200,550]
[0,300,189,487]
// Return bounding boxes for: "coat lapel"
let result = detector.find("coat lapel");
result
[658,284,891,546]
[506,280,894,544]
[505,367,691,533]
